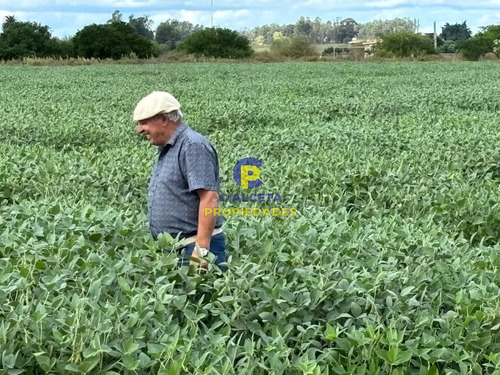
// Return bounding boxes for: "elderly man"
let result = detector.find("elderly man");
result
[134,91,226,271]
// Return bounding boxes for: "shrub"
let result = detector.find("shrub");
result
[374,31,435,58]
[73,22,158,60]
[177,27,253,59]
[270,36,316,58]
[456,25,500,61]
[439,40,457,54]
[456,37,492,61]
[0,20,52,60]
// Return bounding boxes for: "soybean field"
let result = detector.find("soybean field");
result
[1,61,500,374]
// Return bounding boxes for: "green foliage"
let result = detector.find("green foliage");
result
[271,36,316,58]
[155,19,203,51]
[480,25,500,58]
[439,40,458,53]
[456,37,492,61]
[337,19,358,43]
[374,31,435,57]
[177,27,253,59]
[72,22,158,59]
[440,21,472,41]
[128,14,154,40]
[1,61,500,374]
[295,16,313,38]
[0,19,53,60]
[455,25,500,61]
[356,18,419,39]
[249,16,362,44]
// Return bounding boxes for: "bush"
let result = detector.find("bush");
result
[439,40,457,54]
[0,20,52,60]
[270,36,316,58]
[177,28,253,59]
[374,32,435,58]
[456,25,500,61]
[456,37,492,61]
[73,22,158,60]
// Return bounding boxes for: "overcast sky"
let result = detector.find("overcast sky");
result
[1,0,499,38]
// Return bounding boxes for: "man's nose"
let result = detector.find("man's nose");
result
[136,124,144,133]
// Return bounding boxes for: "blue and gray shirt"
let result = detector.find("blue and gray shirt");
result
[147,123,223,240]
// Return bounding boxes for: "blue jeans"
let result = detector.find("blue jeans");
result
[178,232,227,272]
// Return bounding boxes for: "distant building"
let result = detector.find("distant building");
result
[348,37,381,57]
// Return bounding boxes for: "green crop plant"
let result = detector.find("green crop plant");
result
[0,61,499,374]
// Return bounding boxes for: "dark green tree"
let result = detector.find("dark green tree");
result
[128,14,154,39]
[335,18,358,43]
[2,15,17,31]
[295,17,312,39]
[177,27,253,59]
[374,31,435,57]
[0,18,54,60]
[439,40,458,53]
[481,25,500,58]
[456,37,491,60]
[155,19,203,50]
[440,21,472,41]
[45,37,76,58]
[456,25,500,60]
[337,24,358,43]
[73,22,158,59]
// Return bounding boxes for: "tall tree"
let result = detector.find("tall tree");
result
[457,24,500,60]
[73,22,157,59]
[0,19,53,60]
[177,27,253,59]
[374,31,435,57]
[356,18,418,40]
[128,14,154,39]
[2,15,17,32]
[156,19,202,50]
[295,17,312,39]
[336,19,358,43]
[108,10,123,23]
[440,21,472,41]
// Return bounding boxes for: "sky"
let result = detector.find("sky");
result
[0,0,499,39]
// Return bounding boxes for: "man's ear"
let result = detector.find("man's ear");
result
[161,114,169,126]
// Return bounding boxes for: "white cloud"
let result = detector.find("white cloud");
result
[477,13,500,27]
[0,9,31,21]
[214,9,250,24]
[1,1,499,37]
[179,10,208,26]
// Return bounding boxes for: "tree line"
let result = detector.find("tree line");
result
[0,11,499,61]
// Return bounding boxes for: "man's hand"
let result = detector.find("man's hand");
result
[189,245,209,270]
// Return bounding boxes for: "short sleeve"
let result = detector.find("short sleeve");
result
[180,142,219,192]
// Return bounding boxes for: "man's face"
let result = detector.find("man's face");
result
[136,114,168,146]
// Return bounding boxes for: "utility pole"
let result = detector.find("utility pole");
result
[434,21,437,51]
[211,0,213,27]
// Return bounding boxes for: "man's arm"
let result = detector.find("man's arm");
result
[192,189,218,255]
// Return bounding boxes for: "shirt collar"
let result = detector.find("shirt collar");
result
[166,122,187,147]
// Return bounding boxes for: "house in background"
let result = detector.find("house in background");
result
[348,37,381,58]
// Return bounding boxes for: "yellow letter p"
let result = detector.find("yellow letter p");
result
[241,165,261,189]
